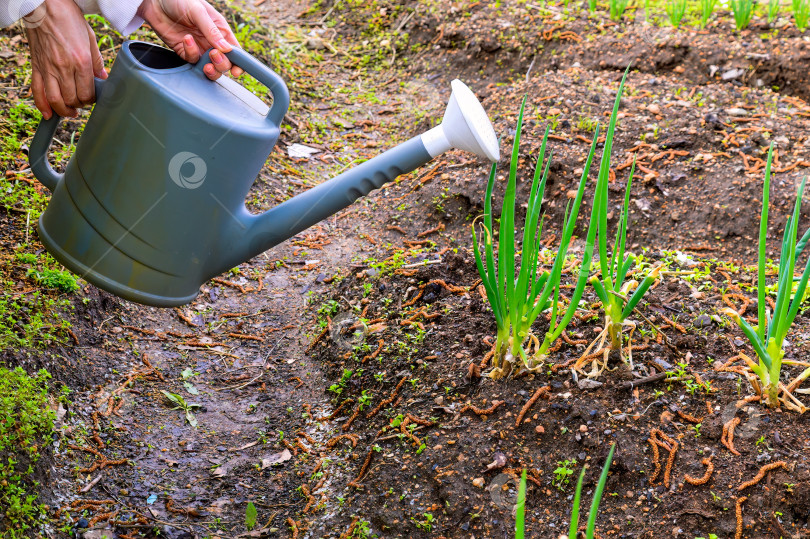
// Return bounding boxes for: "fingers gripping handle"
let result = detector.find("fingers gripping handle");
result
[30,78,106,192]
[196,48,289,126]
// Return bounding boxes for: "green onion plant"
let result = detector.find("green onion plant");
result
[514,444,614,539]
[567,444,615,538]
[589,0,598,12]
[730,0,754,29]
[768,0,780,22]
[699,0,718,27]
[610,0,630,20]
[515,470,527,538]
[666,0,689,26]
[722,144,810,412]
[473,100,600,379]
[581,68,663,375]
[795,0,810,29]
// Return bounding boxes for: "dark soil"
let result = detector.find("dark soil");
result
[2,0,810,538]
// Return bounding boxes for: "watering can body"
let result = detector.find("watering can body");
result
[30,41,498,307]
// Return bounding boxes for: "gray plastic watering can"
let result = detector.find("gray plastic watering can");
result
[29,41,499,307]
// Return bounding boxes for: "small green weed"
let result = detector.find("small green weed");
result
[553,458,577,490]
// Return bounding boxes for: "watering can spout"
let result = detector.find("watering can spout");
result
[236,79,500,264]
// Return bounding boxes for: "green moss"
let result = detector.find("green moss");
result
[0,368,56,535]
[0,102,39,163]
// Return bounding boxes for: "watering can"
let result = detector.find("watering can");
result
[29,41,499,307]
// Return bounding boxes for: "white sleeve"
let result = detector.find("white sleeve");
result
[1,0,46,28]
[75,0,144,35]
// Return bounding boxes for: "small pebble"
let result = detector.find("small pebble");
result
[694,314,713,328]
[472,477,485,488]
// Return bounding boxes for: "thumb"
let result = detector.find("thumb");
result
[87,24,108,80]
[91,43,108,80]
[189,0,231,53]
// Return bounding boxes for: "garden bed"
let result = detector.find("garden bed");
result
[1,0,810,537]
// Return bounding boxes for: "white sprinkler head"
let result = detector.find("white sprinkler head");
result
[421,79,500,162]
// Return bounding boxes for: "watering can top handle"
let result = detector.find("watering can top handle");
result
[29,77,106,192]
[196,48,290,126]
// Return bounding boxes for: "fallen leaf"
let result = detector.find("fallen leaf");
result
[261,449,292,469]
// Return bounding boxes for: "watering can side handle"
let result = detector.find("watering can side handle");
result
[29,77,106,192]
[196,48,290,126]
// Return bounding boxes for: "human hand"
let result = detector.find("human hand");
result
[24,0,107,119]
[137,0,243,80]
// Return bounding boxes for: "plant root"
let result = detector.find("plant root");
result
[728,353,807,412]
[737,461,788,491]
